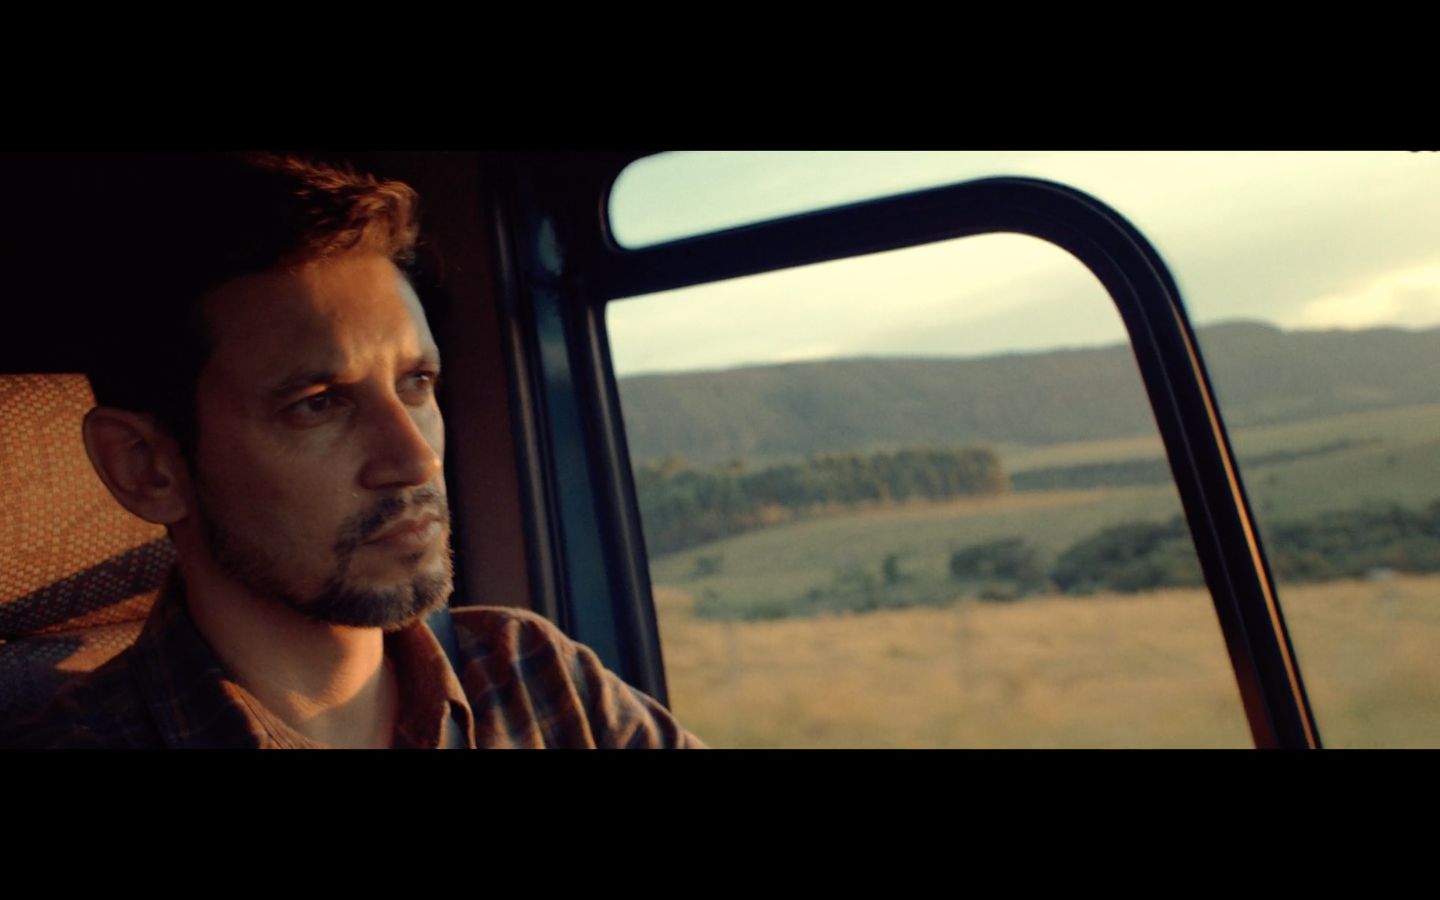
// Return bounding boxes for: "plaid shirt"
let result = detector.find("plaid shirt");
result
[7,575,704,749]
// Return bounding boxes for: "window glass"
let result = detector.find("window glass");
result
[611,150,1440,748]
[1174,161,1440,748]
[608,233,1252,748]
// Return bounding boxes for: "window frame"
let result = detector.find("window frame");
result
[488,151,1321,749]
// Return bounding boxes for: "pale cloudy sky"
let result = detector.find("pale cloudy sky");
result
[604,152,1440,377]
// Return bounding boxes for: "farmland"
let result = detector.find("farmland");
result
[644,402,1440,747]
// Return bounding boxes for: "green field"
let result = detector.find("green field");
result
[1231,403,1440,519]
[650,402,1440,620]
[997,402,1440,473]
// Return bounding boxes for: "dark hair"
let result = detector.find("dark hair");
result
[84,153,421,456]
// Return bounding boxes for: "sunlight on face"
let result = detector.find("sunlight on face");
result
[190,254,453,629]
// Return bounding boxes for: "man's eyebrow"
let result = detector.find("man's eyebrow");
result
[409,350,443,372]
[266,354,442,398]
[267,369,339,399]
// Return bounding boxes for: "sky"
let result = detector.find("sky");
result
[603,152,1440,377]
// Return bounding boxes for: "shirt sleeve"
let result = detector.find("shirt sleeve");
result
[562,632,707,749]
[451,606,707,749]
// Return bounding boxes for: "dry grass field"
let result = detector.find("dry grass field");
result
[1279,574,1440,748]
[656,573,1440,748]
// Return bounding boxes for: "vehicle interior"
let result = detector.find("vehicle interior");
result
[5,150,1438,748]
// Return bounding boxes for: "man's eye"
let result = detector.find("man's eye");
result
[284,392,339,423]
[401,371,440,400]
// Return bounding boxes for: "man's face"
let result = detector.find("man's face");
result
[187,253,452,630]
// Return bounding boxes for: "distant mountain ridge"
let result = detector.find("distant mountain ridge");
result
[615,321,1440,467]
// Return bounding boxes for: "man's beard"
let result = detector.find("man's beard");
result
[195,484,454,631]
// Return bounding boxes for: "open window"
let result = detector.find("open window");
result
[486,151,1380,749]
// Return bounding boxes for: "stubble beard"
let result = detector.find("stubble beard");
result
[195,482,455,632]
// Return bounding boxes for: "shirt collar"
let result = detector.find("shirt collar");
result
[128,571,474,749]
[385,612,476,749]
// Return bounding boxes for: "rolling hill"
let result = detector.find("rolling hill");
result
[615,321,1440,466]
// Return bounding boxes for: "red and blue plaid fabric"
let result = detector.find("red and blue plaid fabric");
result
[5,572,704,749]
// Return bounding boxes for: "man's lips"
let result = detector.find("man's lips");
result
[364,513,443,549]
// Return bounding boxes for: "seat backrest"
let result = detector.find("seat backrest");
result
[0,373,175,727]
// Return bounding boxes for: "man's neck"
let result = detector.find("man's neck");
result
[176,558,398,749]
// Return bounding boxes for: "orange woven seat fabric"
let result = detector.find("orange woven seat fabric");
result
[0,373,175,726]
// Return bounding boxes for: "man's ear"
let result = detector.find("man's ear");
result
[81,407,191,526]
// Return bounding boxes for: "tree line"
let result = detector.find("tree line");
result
[1009,439,1375,493]
[635,447,1009,556]
[692,500,1440,621]
[952,501,1440,600]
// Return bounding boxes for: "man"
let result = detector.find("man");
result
[9,153,703,748]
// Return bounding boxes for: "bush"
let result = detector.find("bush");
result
[949,538,1049,600]
[882,553,905,586]
[1046,500,1440,596]
[1050,518,1202,594]
[692,554,724,578]
[1266,502,1440,582]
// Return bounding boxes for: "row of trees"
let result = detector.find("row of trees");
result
[693,500,1440,621]
[1010,439,1374,492]
[636,447,1009,555]
[958,500,1440,600]
[638,438,1381,560]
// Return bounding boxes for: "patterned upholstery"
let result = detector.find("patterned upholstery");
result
[0,374,175,726]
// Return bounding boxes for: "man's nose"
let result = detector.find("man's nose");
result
[358,395,443,491]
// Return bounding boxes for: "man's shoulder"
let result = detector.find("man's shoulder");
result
[1,648,159,749]
[448,604,574,650]
[446,604,592,688]
[443,604,705,749]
